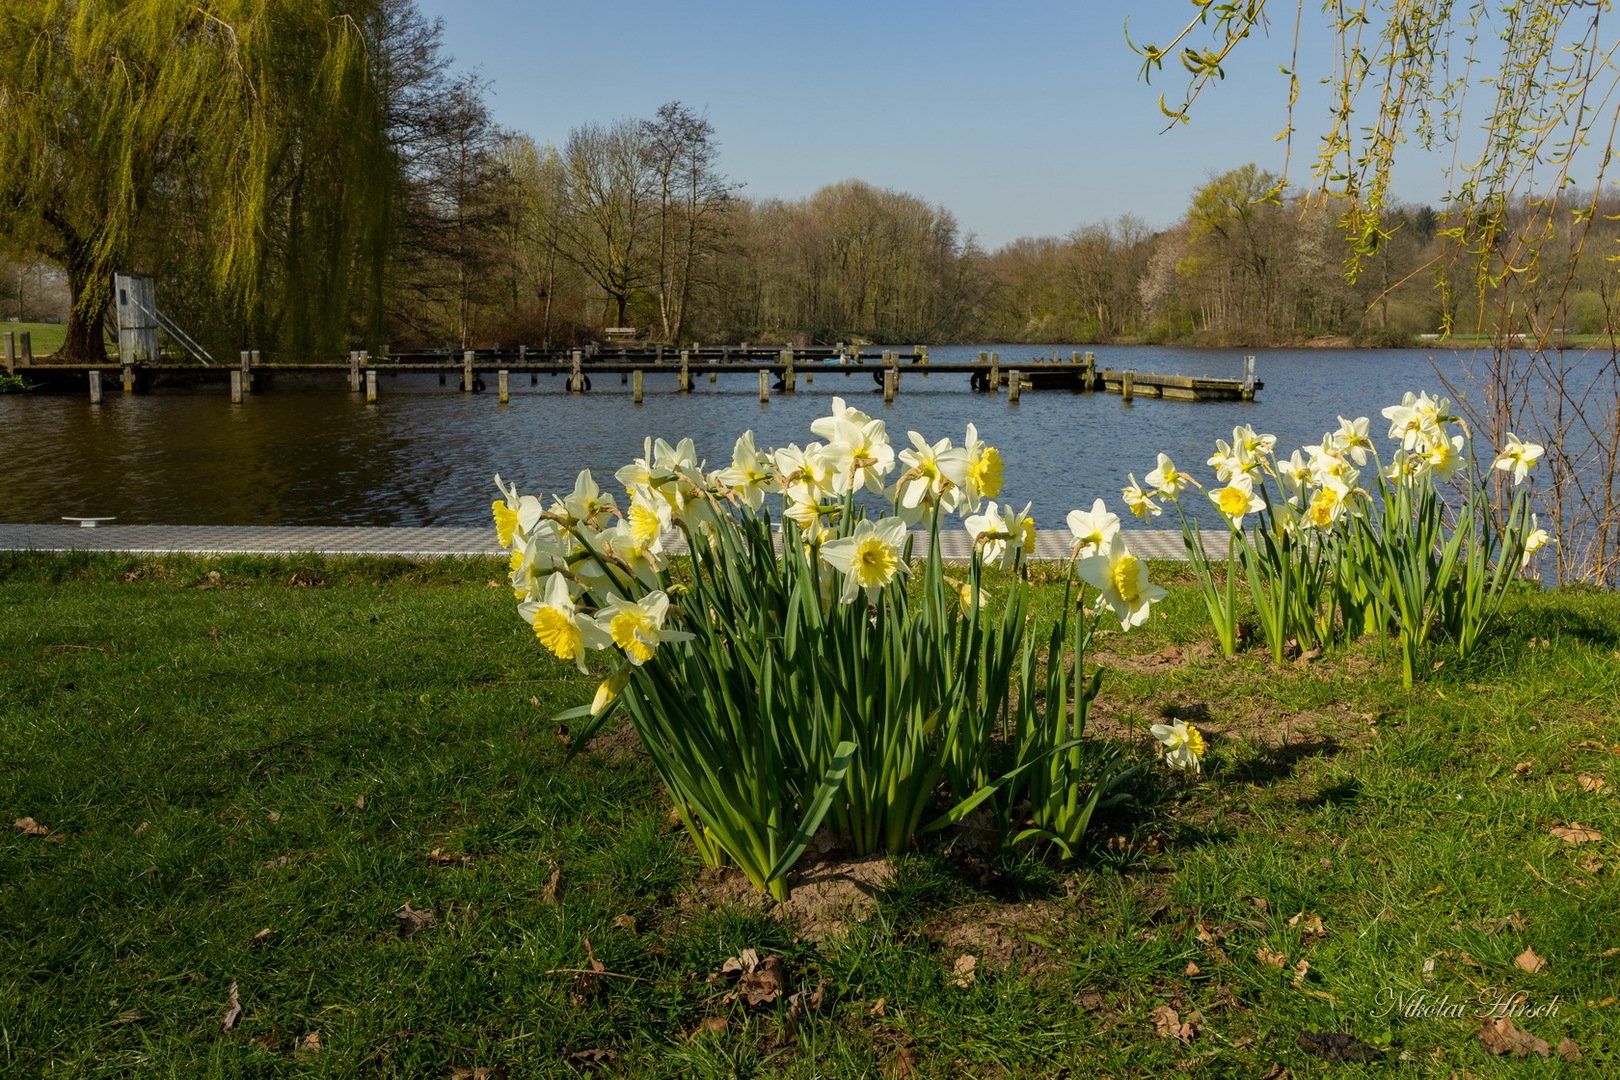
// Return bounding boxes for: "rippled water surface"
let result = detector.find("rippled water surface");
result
[1,345,1494,527]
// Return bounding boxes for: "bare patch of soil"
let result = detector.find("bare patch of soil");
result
[676,854,897,941]
[925,899,1071,976]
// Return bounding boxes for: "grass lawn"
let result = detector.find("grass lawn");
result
[2,553,1616,1076]
[1,322,68,359]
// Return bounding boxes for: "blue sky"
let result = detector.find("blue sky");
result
[414,1,1474,249]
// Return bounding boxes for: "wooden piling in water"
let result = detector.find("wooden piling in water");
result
[633,369,644,403]
[1242,355,1257,401]
[679,350,691,392]
[230,369,243,404]
[498,370,509,404]
[759,370,769,402]
[781,348,796,391]
[366,369,378,403]
[122,366,134,393]
[1081,352,1096,392]
[989,352,1000,393]
[1008,370,1022,403]
[570,350,583,393]
[348,351,361,392]
[88,369,102,404]
[19,332,32,365]
[464,350,476,392]
[883,367,896,404]
[1121,370,1135,402]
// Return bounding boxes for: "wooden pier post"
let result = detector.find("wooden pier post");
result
[249,349,260,392]
[1081,352,1096,392]
[1008,370,1022,403]
[679,350,691,392]
[366,369,378,403]
[463,350,475,392]
[989,352,1001,393]
[1121,370,1135,402]
[348,351,361,392]
[805,367,813,385]
[498,369,509,404]
[2,332,12,374]
[632,370,644,403]
[122,366,135,393]
[781,348,795,392]
[710,368,717,383]
[88,369,102,404]
[19,332,31,365]
[1242,355,1256,401]
[656,345,665,364]
[230,369,243,404]
[518,345,527,364]
[758,370,769,402]
[883,367,897,404]
[570,350,583,393]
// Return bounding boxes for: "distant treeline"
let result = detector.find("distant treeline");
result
[3,2,1615,361]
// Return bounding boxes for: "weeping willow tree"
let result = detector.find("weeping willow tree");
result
[0,0,397,360]
[1132,3,1620,583]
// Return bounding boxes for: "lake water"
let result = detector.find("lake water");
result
[0,345,1503,529]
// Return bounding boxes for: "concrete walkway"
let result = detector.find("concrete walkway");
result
[0,523,1216,561]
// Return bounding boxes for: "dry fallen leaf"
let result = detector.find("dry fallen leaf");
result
[1250,897,1271,914]
[352,795,366,811]
[134,820,150,836]
[950,954,977,988]
[294,1031,321,1058]
[1287,911,1327,939]
[14,817,50,836]
[265,811,281,824]
[611,913,637,933]
[1151,1004,1195,1043]
[246,927,273,950]
[221,981,242,1031]
[884,1046,920,1078]
[1484,912,1528,934]
[426,848,472,866]
[1515,946,1547,974]
[868,997,888,1017]
[1480,1016,1551,1057]
[542,866,562,904]
[1513,761,1534,776]
[395,902,438,939]
[1185,961,1202,977]
[1576,774,1608,794]
[449,1068,493,1080]
[1551,823,1603,844]
[697,1016,728,1035]
[1557,1037,1582,1062]
[1257,947,1288,969]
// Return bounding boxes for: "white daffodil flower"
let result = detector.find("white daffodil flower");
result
[715,430,779,510]
[625,484,673,551]
[1150,719,1206,773]
[560,469,617,526]
[1066,498,1120,559]
[596,590,693,666]
[1078,534,1168,629]
[819,516,910,604]
[492,474,545,548]
[1522,514,1552,568]
[1210,474,1265,530]
[956,423,1004,513]
[1492,432,1545,486]
[518,572,610,672]
[965,501,1035,570]
[1334,415,1374,465]
[895,431,969,517]
[1146,452,1199,500]
[1122,473,1162,521]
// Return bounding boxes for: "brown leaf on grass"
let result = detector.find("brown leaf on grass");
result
[565,1048,615,1069]
[950,954,977,988]
[426,848,472,866]
[1515,946,1547,974]
[868,997,888,1017]
[555,724,574,750]
[1480,1016,1551,1057]
[1287,911,1326,940]
[294,1031,321,1058]
[266,811,281,823]
[1249,897,1271,914]
[542,866,562,904]
[221,981,242,1031]
[395,902,438,939]
[1151,1004,1195,1043]
[693,1017,728,1037]
[1576,774,1608,794]
[449,1069,492,1080]
[1257,1064,1289,1079]
[736,956,788,1006]
[246,927,273,949]
[1257,947,1288,969]
[1557,1037,1582,1062]
[883,1046,920,1078]
[611,914,637,933]
[1513,761,1534,777]
[1551,823,1603,844]
[134,820,150,836]
[783,980,827,1038]
[352,795,366,811]
[1297,1032,1380,1062]
[14,817,50,836]
[1185,961,1202,977]
[250,1029,280,1051]
[263,855,289,870]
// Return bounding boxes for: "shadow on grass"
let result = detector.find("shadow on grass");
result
[1220,737,1343,787]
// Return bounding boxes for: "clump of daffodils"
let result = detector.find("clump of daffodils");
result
[492,399,1181,891]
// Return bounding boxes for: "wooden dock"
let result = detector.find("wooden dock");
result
[4,335,1260,404]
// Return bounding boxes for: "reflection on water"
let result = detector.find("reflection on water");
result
[0,345,1501,528]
